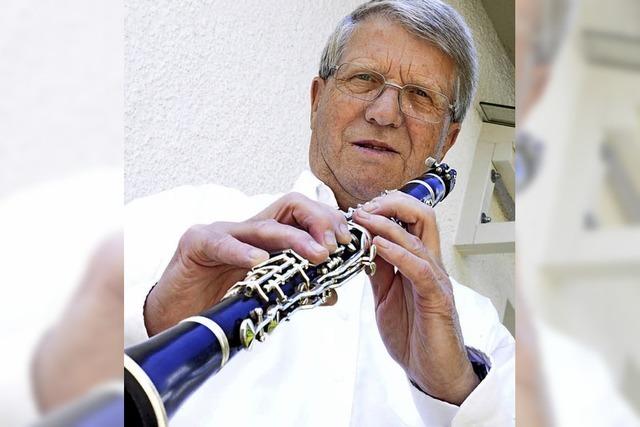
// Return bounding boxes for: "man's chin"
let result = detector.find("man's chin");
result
[346,174,396,201]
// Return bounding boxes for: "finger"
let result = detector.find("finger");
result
[185,225,270,269]
[231,219,330,264]
[257,192,351,249]
[363,190,431,224]
[352,209,433,261]
[360,192,440,256]
[286,193,351,248]
[372,235,444,299]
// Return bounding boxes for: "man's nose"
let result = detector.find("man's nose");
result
[364,84,403,128]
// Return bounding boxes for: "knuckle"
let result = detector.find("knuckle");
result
[408,234,424,253]
[315,211,336,229]
[180,224,207,247]
[180,223,234,261]
[283,191,308,205]
[300,204,335,231]
[277,193,292,204]
[397,248,412,264]
[277,224,295,239]
[253,218,277,231]
[208,233,234,257]
[416,261,434,281]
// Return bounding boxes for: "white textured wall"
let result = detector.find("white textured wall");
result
[0,1,123,424]
[0,0,123,198]
[125,0,514,322]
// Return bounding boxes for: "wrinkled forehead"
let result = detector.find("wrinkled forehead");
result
[339,15,456,96]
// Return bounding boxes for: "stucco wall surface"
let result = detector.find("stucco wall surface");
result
[0,0,123,198]
[125,0,515,320]
[0,1,123,424]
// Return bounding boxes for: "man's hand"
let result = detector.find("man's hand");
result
[516,292,554,426]
[144,192,351,336]
[352,191,479,405]
[32,232,123,412]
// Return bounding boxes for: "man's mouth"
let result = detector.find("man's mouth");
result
[352,140,399,154]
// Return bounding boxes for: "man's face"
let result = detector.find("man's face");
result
[309,16,460,209]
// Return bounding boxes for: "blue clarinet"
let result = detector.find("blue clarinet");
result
[124,157,456,426]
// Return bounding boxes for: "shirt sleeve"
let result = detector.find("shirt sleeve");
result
[409,381,459,427]
[410,280,516,426]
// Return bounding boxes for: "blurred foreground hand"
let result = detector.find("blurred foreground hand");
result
[31,232,123,413]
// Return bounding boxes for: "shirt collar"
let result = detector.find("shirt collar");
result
[291,169,339,209]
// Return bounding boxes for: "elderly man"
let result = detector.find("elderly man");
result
[125,0,514,425]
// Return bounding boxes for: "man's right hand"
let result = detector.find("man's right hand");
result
[144,192,351,336]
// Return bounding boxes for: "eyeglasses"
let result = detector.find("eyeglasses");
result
[329,63,456,124]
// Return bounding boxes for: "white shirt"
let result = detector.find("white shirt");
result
[124,171,515,426]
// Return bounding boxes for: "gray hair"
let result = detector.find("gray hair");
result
[318,0,478,123]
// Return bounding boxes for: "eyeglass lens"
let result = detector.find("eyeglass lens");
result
[334,63,449,123]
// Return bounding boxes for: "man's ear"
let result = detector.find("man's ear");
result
[441,121,461,158]
[310,77,325,130]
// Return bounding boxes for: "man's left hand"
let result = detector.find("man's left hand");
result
[352,191,479,405]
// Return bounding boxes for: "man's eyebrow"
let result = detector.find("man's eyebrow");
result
[401,63,451,94]
[404,70,447,93]
[342,59,451,95]
[343,57,383,70]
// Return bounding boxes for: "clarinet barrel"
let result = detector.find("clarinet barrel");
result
[124,157,456,426]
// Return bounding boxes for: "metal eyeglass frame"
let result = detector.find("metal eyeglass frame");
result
[328,62,457,124]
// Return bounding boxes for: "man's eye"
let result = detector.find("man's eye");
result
[411,88,430,98]
[353,73,374,81]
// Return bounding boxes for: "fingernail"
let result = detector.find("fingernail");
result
[310,240,326,253]
[324,230,337,248]
[339,223,350,238]
[363,201,379,212]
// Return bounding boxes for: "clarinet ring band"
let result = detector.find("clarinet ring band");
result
[125,158,456,426]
